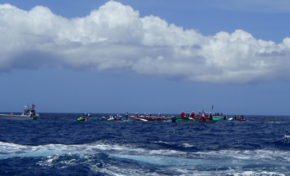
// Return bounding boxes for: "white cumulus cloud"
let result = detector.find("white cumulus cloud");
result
[0,1,290,83]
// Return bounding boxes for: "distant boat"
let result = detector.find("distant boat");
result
[0,104,39,120]
[0,113,38,120]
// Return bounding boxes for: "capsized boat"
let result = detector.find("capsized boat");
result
[225,115,246,121]
[76,113,133,121]
[129,115,174,121]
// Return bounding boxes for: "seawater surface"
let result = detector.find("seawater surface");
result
[0,113,290,176]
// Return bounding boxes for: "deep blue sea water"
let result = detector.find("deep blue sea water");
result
[0,113,290,176]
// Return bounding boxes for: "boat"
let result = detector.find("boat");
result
[77,114,130,121]
[0,113,38,120]
[225,115,246,121]
[0,104,39,120]
[174,115,224,123]
[76,116,87,121]
[129,115,174,121]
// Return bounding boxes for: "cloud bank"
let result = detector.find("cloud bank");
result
[0,1,290,83]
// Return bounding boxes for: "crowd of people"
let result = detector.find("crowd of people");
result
[179,111,219,121]
[177,111,246,121]
[76,111,246,122]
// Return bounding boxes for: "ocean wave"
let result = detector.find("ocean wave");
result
[1,114,290,175]
[0,141,290,175]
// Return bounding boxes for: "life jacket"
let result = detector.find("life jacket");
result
[209,114,213,120]
[180,112,186,119]
[201,114,206,121]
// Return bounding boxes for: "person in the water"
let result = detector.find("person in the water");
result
[180,112,186,120]
[208,113,213,120]
[201,113,206,121]
[190,112,195,119]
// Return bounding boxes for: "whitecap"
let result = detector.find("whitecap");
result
[0,141,290,175]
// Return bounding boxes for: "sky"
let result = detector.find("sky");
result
[0,0,290,115]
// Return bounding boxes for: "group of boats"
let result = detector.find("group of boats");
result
[0,104,39,120]
[0,105,246,123]
[76,112,246,122]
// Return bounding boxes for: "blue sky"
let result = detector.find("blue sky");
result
[0,0,290,115]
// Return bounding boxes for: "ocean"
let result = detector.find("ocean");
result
[0,113,290,176]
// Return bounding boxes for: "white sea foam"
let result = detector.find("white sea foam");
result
[193,149,290,162]
[0,141,290,162]
[232,171,286,176]
[109,154,205,166]
[182,143,194,148]
[91,165,161,176]
[0,141,290,175]
[0,141,184,159]
[90,164,288,176]
[177,170,287,176]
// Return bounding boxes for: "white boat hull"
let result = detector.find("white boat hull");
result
[0,114,38,120]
